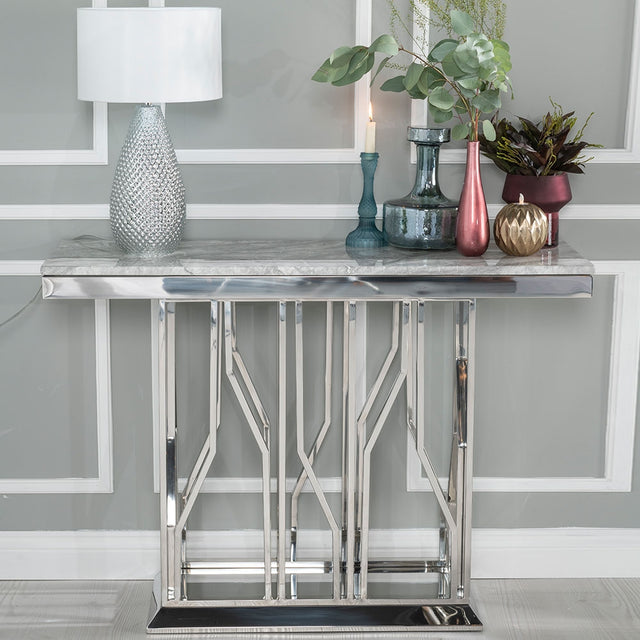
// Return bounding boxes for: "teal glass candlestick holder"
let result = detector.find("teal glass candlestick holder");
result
[345,152,386,248]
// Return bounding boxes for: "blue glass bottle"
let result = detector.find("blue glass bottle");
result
[383,127,458,250]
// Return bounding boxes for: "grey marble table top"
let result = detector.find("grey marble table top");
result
[42,236,593,278]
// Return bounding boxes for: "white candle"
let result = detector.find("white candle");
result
[364,102,376,153]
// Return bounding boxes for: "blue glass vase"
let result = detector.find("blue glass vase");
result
[383,127,458,250]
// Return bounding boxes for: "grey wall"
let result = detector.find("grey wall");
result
[1,0,639,542]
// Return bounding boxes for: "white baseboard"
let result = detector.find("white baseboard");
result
[1,528,639,580]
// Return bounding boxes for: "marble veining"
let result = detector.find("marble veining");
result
[42,237,593,278]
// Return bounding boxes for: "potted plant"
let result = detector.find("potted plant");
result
[312,1,512,256]
[480,101,600,246]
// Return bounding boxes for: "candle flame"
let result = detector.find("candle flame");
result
[368,102,373,122]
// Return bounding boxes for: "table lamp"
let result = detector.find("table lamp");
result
[77,8,223,255]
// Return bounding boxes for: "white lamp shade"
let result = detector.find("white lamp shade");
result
[77,8,222,104]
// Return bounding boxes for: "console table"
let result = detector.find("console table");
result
[41,238,593,634]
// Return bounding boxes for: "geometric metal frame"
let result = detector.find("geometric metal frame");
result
[150,295,482,632]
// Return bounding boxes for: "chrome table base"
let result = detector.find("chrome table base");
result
[151,298,480,633]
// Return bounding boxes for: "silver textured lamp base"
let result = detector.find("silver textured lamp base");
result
[110,104,186,256]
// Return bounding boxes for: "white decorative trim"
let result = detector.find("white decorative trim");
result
[175,0,372,164]
[0,260,43,276]
[0,265,113,493]
[412,0,640,164]
[0,0,108,166]
[2,528,639,580]
[407,260,640,493]
[3,203,640,220]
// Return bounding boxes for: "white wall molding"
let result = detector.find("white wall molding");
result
[408,260,640,493]
[175,0,372,164]
[3,203,640,220]
[412,0,640,164]
[0,0,108,166]
[2,528,639,580]
[0,264,113,493]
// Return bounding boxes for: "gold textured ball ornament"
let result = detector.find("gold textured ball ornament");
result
[494,194,549,256]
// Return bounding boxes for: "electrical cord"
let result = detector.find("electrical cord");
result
[0,285,42,330]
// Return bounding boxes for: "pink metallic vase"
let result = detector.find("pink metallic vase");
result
[456,141,489,256]
[502,174,572,247]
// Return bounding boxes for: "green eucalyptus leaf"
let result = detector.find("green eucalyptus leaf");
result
[428,102,454,123]
[330,46,354,64]
[417,67,445,94]
[458,76,481,91]
[370,56,391,86]
[452,122,471,140]
[428,85,455,111]
[403,62,425,91]
[368,34,399,56]
[454,98,468,114]
[428,38,459,63]
[348,49,371,73]
[458,85,477,100]
[333,53,375,86]
[312,59,333,83]
[441,52,466,78]
[492,39,510,52]
[453,46,480,74]
[406,85,428,100]
[482,119,497,141]
[450,10,474,37]
[380,75,407,92]
[472,89,501,113]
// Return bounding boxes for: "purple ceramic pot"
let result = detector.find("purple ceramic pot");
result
[502,174,572,247]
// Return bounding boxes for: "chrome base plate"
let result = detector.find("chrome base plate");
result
[148,597,482,634]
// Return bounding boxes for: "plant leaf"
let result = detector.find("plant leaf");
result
[403,62,425,91]
[429,39,459,63]
[368,34,399,56]
[428,102,454,123]
[417,67,445,94]
[380,75,407,92]
[453,45,480,74]
[441,52,466,78]
[472,89,501,113]
[370,56,392,86]
[458,76,481,91]
[330,46,354,64]
[332,53,375,86]
[311,59,333,83]
[452,122,471,140]
[482,119,496,141]
[428,86,455,111]
[450,10,474,37]
[348,49,371,74]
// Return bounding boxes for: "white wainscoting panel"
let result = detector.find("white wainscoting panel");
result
[412,0,640,164]
[0,0,108,166]
[173,0,372,164]
[407,260,640,493]
[0,262,113,493]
